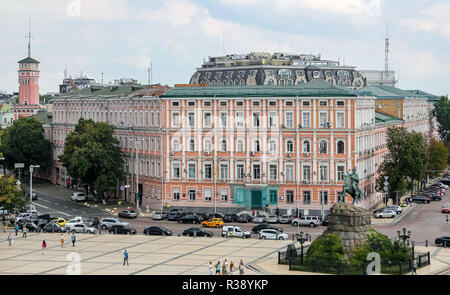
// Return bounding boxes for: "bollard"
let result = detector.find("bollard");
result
[426,240,428,247]
[194,230,197,238]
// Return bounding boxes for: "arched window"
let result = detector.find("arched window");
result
[254,140,260,152]
[279,79,285,86]
[189,139,195,152]
[237,140,244,152]
[221,139,227,152]
[303,140,310,153]
[286,140,294,153]
[240,79,245,86]
[172,139,180,152]
[337,140,345,154]
[287,79,293,86]
[319,140,327,154]
[267,78,274,86]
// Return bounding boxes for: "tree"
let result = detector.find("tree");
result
[59,118,123,201]
[432,96,450,142]
[306,234,345,265]
[427,138,449,177]
[0,175,29,211]
[377,127,428,201]
[0,117,51,173]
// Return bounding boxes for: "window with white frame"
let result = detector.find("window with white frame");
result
[203,112,212,127]
[204,188,212,201]
[253,112,260,127]
[286,163,294,181]
[337,165,345,181]
[337,140,345,154]
[285,112,293,128]
[237,140,244,152]
[220,163,228,180]
[269,164,277,180]
[319,112,327,128]
[320,191,328,205]
[188,163,196,179]
[303,140,311,153]
[286,140,294,153]
[336,112,345,128]
[235,111,244,127]
[172,112,180,127]
[319,140,327,154]
[236,163,245,180]
[172,162,180,178]
[188,189,196,201]
[253,164,261,179]
[303,191,311,204]
[220,112,227,127]
[221,189,228,202]
[204,139,212,153]
[204,163,212,179]
[268,111,277,127]
[319,164,328,181]
[172,138,180,152]
[253,139,261,152]
[189,139,195,152]
[286,190,294,204]
[269,140,276,153]
[188,112,195,127]
[221,139,227,152]
[302,112,311,128]
[303,165,311,181]
[173,188,180,201]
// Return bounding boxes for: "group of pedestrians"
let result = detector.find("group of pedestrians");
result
[210,259,245,275]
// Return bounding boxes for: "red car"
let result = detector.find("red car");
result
[442,204,450,213]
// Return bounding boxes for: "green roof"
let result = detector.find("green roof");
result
[161,79,357,98]
[18,57,40,64]
[362,85,438,102]
[375,111,403,126]
[403,90,439,102]
[33,110,52,124]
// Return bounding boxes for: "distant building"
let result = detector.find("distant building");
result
[360,70,397,87]
[114,78,139,85]
[59,75,96,94]
[190,52,366,89]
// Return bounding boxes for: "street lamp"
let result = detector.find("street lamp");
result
[29,165,40,215]
[315,141,326,220]
[296,231,310,265]
[397,228,411,246]
[129,138,140,216]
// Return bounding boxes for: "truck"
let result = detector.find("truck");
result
[221,225,251,239]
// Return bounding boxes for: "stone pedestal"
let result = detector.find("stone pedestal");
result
[320,203,372,256]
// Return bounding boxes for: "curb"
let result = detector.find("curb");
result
[393,203,418,226]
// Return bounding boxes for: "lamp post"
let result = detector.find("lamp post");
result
[397,228,411,247]
[129,138,140,216]
[29,165,40,215]
[296,231,310,265]
[316,141,325,220]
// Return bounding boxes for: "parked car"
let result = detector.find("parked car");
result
[278,215,293,224]
[223,213,239,223]
[0,207,9,216]
[118,209,138,219]
[152,211,168,220]
[168,211,183,221]
[435,236,450,247]
[168,208,183,214]
[183,227,213,237]
[266,215,279,224]
[143,226,172,236]
[178,214,202,224]
[386,205,403,214]
[100,218,128,230]
[25,192,38,201]
[442,204,450,213]
[374,209,396,218]
[35,219,49,229]
[71,192,88,202]
[258,229,289,240]
[411,195,431,204]
[237,214,253,223]
[42,223,65,233]
[291,216,322,227]
[253,215,266,223]
[221,226,251,238]
[201,218,224,228]
[50,218,67,227]
[422,192,442,201]
[24,205,38,214]
[110,224,136,235]
[84,217,100,228]
[14,213,33,224]
[204,213,224,220]
[24,222,40,232]
[251,223,282,233]
[66,223,96,234]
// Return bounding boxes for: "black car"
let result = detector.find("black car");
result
[251,223,282,233]
[237,214,253,223]
[204,213,224,220]
[35,219,50,229]
[182,227,213,237]
[118,210,138,219]
[411,195,430,204]
[143,226,173,236]
[423,192,441,201]
[435,236,450,247]
[168,211,183,221]
[42,223,65,233]
[24,222,40,232]
[110,224,137,235]
[178,214,202,224]
[223,213,239,223]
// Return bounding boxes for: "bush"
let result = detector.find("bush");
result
[306,234,345,265]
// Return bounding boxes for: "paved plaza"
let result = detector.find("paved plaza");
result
[0,232,293,275]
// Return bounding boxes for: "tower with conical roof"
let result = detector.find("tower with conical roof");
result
[14,20,41,119]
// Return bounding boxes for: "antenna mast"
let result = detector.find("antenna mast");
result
[385,25,390,76]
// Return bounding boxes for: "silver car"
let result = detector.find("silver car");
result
[279,215,293,224]
[152,211,168,220]
[266,215,279,223]
[253,215,266,223]
[100,218,128,230]
[66,223,96,234]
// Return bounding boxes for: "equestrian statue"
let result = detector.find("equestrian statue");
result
[338,167,365,205]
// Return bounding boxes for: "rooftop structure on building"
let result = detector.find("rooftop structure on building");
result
[59,74,96,94]
[359,70,397,87]
[190,52,366,89]
[114,78,139,86]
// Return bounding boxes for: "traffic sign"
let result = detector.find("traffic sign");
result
[14,163,24,169]
[384,181,389,186]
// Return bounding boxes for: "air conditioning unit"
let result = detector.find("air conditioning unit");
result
[298,124,302,128]
[287,153,291,158]
[169,152,174,156]
[250,152,255,156]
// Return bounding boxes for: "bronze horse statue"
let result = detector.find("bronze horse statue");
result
[338,168,364,205]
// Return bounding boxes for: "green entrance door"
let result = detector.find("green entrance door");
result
[251,190,263,209]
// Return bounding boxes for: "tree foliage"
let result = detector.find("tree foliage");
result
[0,117,51,172]
[427,138,449,177]
[377,127,429,200]
[432,96,450,141]
[59,118,123,199]
[306,234,345,264]
[0,175,28,211]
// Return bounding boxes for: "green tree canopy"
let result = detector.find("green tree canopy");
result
[432,96,450,141]
[59,118,123,199]
[0,175,28,211]
[306,234,345,264]
[427,138,449,177]
[0,117,51,172]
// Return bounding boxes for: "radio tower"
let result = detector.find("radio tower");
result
[385,25,390,77]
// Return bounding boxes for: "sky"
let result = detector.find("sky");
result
[1,0,450,96]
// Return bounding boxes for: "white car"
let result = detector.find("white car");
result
[65,217,83,228]
[24,205,38,214]
[258,229,289,240]
[386,205,402,214]
[221,225,251,238]
[253,215,266,223]
[375,209,396,218]
[152,211,168,220]
[71,192,88,202]
[65,223,96,234]
[266,215,279,223]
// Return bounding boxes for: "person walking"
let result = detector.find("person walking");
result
[412,260,417,275]
[14,224,19,236]
[239,259,245,275]
[229,260,235,275]
[42,240,47,254]
[209,261,214,275]
[222,259,228,275]
[23,227,27,238]
[7,233,13,247]
[60,234,65,248]
[2,215,6,232]
[446,215,449,225]
[215,261,221,275]
[71,233,76,247]
[123,250,129,266]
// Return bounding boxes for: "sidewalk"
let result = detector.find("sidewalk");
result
[26,180,155,218]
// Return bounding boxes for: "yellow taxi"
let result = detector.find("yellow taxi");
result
[51,218,67,227]
[202,218,224,228]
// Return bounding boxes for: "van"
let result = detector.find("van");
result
[221,225,251,239]
[291,216,321,227]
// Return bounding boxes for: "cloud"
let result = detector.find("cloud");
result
[398,3,450,41]
[138,0,199,28]
[113,56,152,69]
